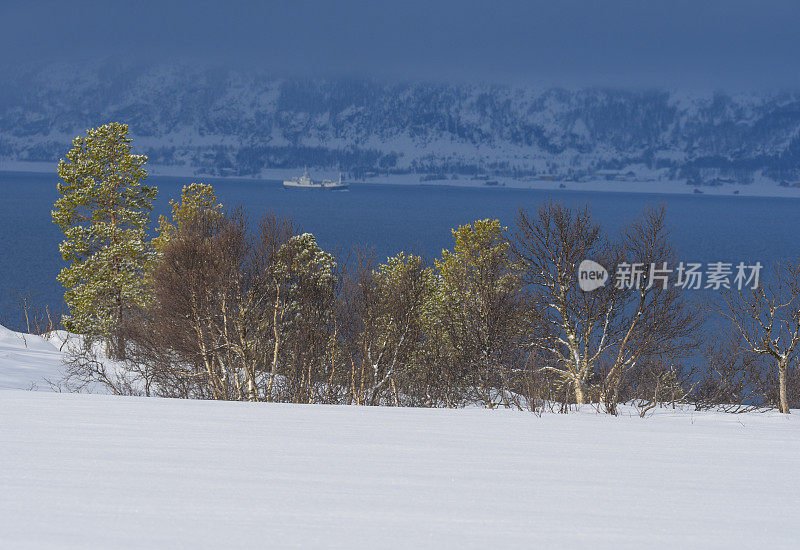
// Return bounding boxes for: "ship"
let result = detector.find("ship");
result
[283,169,348,190]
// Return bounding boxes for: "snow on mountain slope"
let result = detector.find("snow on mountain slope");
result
[0,323,128,392]
[2,61,800,189]
[1,389,798,549]
[0,324,63,390]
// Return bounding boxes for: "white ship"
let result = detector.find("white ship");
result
[283,169,348,190]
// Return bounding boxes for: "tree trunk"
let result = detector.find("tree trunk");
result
[778,359,791,414]
[267,286,282,401]
[573,378,587,405]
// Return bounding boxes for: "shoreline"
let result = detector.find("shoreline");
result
[3,160,800,199]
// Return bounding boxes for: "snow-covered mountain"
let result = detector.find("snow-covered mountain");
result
[2,61,800,186]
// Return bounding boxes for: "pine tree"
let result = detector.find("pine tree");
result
[52,123,157,356]
[152,182,222,252]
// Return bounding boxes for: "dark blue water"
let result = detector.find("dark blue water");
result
[2,170,799,329]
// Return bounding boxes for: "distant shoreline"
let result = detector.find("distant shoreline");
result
[3,161,800,199]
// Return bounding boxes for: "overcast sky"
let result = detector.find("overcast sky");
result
[2,0,799,88]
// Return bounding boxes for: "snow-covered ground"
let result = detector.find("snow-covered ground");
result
[2,322,799,548]
[0,324,64,390]
[2,390,799,549]
[0,323,123,393]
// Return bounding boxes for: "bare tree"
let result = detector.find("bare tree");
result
[124,205,347,404]
[691,334,771,413]
[513,203,699,413]
[601,206,701,413]
[512,202,620,405]
[14,290,60,336]
[252,213,296,401]
[123,210,255,400]
[712,260,800,413]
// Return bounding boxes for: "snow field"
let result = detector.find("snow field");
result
[1,389,799,549]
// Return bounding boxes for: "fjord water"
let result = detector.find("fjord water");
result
[1,170,799,328]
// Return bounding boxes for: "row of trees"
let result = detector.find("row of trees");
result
[53,124,800,413]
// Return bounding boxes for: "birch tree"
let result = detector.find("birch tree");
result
[601,206,701,413]
[513,203,699,411]
[137,210,252,400]
[713,261,800,413]
[512,202,620,404]
[346,252,434,405]
[271,233,337,402]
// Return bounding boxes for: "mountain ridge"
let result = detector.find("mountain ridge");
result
[2,62,800,187]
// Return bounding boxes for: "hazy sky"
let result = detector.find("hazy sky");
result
[2,0,799,87]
